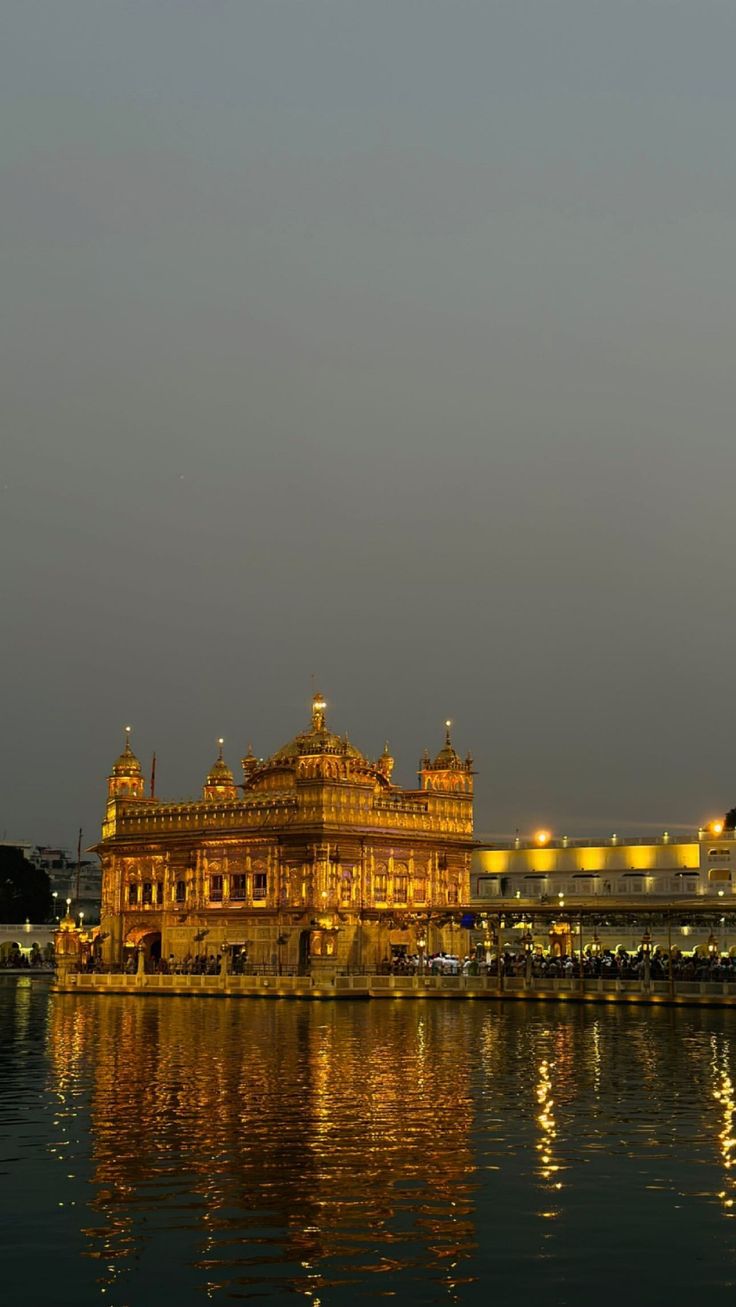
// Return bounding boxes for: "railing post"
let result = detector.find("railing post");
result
[579,914,585,996]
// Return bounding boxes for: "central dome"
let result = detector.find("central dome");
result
[267,693,366,766]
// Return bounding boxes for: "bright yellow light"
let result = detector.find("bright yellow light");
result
[445,719,452,728]
[711,820,724,836]
[536,830,551,845]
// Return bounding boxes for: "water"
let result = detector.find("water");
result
[3,982,736,1306]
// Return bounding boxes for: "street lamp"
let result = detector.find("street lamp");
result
[65,897,72,918]
[707,931,719,960]
[78,911,84,929]
[417,932,426,977]
[522,929,534,986]
[52,891,58,922]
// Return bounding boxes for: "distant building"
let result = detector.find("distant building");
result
[95,696,475,971]
[472,828,734,902]
[0,843,101,924]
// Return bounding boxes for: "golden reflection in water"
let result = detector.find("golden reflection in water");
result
[591,1020,602,1098]
[711,1034,736,1218]
[47,998,479,1300]
[535,1058,561,1189]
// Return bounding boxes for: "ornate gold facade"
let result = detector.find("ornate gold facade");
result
[97,696,474,971]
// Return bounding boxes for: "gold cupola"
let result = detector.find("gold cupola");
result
[107,727,145,801]
[420,721,473,793]
[377,740,395,783]
[203,739,238,802]
[241,743,260,788]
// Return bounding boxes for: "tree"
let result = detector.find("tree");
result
[0,846,52,923]
[725,809,736,832]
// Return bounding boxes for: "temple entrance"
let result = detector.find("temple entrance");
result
[134,931,161,965]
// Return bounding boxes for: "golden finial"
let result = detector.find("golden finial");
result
[312,692,326,731]
[445,719,452,746]
[217,737,224,759]
[124,725,132,752]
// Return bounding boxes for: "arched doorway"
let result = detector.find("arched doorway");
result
[126,929,162,969]
[141,932,161,964]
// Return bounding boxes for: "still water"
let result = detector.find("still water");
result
[3,981,736,1305]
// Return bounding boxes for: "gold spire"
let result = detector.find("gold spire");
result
[378,739,395,782]
[312,692,327,732]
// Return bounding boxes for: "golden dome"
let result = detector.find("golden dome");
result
[264,694,367,768]
[112,730,142,777]
[206,739,235,787]
[429,721,464,770]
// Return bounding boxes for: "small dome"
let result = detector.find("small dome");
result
[206,740,234,787]
[112,732,142,777]
[430,721,464,770]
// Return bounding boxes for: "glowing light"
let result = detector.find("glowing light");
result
[712,821,725,836]
[536,830,551,846]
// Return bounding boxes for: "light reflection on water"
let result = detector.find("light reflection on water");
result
[5,986,736,1302]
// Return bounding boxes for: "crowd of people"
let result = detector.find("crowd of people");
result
[60,942,736,983]
[381,945,736,982]
[0,944,52,970]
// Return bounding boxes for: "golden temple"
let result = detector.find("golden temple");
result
[95,694,474,973]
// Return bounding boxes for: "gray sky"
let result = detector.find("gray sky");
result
[3,1,736,850]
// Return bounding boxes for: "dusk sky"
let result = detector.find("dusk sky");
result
[3,1,736,849]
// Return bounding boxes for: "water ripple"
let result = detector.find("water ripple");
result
[3,986,736,1302]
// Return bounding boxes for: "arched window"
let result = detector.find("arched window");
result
[128,883,138,906]
[142,882,153,905]
[374,867,387,902]
[393,876,408,905]
[175,880,186,903]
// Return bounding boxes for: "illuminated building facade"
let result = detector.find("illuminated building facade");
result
[472,827,736,903]
[96,695,474,971]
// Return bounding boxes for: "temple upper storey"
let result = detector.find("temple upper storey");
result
[101,695,474,841]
